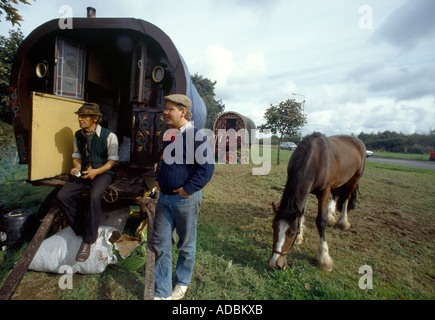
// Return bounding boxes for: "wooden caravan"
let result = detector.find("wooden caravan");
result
[9,13,207,182]
[213,111,256,163]
[1,10,207,300]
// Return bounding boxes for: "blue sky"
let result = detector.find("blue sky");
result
[2,0,434,136]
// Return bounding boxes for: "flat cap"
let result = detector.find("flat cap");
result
[74,102,102,116]
[164,94,192,111]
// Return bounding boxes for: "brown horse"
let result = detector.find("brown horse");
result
[269,133,366,271]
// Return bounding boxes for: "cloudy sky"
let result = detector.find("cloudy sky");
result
[2,0,434,136]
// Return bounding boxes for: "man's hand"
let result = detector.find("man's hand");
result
[70,158,82,177]
[82,168,99,180]
[81,160,117,180]
[70,167,81,177]
[173,187,191,198]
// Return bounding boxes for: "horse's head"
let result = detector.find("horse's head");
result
[269,202,301,270]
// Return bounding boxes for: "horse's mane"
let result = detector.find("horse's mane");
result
[288,132,324,176]
[278,132,325,218]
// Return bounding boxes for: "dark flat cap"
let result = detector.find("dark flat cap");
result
[74,102,102,116]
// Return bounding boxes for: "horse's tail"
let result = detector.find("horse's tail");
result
[347,184,360,211]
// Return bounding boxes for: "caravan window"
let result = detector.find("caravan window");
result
[54,37,86,100]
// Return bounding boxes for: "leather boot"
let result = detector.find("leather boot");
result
[76,241,92,262]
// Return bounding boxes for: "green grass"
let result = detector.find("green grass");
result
[1,148,434,300]
[192,159,434,300]
[0,164,54,214]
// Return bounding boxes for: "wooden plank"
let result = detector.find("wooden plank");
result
[0,201,60,300]
[30,93,83,181]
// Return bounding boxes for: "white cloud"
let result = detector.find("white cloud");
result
[195,44,267,102]
[361,97,435,134]
[2,0,434,136]
[201,44,235,89]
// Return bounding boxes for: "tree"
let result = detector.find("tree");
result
[358,130,435,154]
[259,99,307,164]
[191,73,225,129]
[0,28,24,123]
[0,0,33,26]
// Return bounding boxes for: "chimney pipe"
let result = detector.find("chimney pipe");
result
[87,7,96,18]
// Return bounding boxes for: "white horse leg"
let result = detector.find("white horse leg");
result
[337,199,351,230]
[295,215,305,246]
[316,239,333,272]
[327,198,337,226]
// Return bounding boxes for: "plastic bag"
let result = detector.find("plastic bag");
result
[29,226,118,274]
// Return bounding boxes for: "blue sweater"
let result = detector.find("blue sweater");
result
[157,126,214,195]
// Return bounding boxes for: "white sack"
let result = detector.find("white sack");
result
[29,226,117,274]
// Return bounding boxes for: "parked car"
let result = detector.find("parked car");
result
[429,152,435,161]
[280,142,297,151]
[366,150,374,157]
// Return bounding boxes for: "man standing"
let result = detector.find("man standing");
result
[153,94,214,300]
[57,102,118,262]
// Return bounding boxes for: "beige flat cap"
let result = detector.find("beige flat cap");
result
[164,94,192,111]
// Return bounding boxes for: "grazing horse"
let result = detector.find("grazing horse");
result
[269,133,366,271]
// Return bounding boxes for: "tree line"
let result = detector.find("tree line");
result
[357,130,435,154]
[274,130,435,154]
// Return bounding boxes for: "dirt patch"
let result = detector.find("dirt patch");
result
[11,272,65,300]
[352,202,433,244]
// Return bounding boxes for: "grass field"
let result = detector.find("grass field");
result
[0,147,434,300]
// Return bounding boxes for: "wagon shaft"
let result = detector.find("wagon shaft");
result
[0,201,60,300]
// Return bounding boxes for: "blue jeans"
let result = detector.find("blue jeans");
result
[151,191,202,298]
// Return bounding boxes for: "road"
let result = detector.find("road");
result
[366,157,435,170]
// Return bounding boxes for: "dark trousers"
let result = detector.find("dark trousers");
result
[56,173,114,243]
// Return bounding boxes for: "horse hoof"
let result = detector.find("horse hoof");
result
[317,258,334,272]
[327,220,337,227]
[317,254,334,272]
[338,221,351,230]
[320,264,333,272]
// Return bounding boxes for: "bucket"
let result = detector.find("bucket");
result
[0,209,37,250]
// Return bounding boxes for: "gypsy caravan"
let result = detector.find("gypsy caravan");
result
[213,111,256,163]
[1,8,207,300]
[9,8,207,182]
